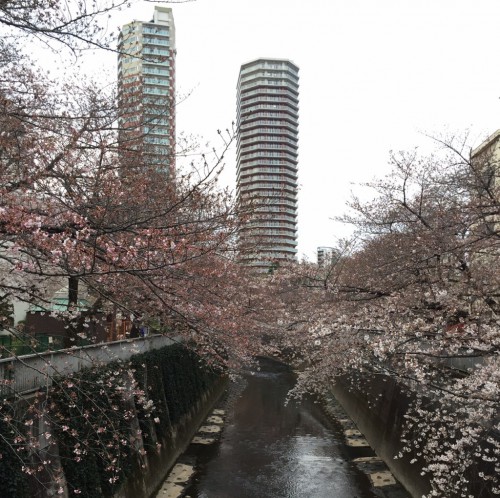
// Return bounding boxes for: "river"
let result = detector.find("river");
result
[174,358,409,498]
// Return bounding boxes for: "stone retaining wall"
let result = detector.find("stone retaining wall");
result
[115,377,227,498]
[331,375,430,498]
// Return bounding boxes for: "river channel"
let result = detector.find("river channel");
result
[171,358,409,498]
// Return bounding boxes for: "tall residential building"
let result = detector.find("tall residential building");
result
[236,58,299,271]
[117,7,176,176]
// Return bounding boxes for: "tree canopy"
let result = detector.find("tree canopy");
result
[270,134,499,497]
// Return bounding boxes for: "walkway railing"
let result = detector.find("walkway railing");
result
[0,335,176,396]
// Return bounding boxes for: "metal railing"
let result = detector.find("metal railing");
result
[0,335,176,396]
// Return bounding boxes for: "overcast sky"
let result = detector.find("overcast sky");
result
[98,0,500,259]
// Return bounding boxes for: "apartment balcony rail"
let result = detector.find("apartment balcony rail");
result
[241,103,299,114]
[239,111,298,122]
[0,335,175,396]
[237,159,298,170]
[239,88,299,103]
[237,148,298,160]
[239,120,298,133]
[240,65,298,78]
[240,80,299,95]
[240,95,299,108]
[237,166,297,177]
[238,149,298,160]
[239,136,298,147]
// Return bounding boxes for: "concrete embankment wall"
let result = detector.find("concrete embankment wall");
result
[116,376,227,498]
[331,375,430,498]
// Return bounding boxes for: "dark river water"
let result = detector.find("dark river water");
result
[182,358,382,498]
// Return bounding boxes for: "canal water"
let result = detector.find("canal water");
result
[180,358,396,498]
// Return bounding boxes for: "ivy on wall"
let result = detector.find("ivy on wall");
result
[135,345,219,438]
[0,409,31,498]
[0,343,220,498]
[50,366,137,497]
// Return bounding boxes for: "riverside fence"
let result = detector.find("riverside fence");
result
[0,334,176,396]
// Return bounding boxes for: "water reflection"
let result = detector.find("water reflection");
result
[184,358,376,498]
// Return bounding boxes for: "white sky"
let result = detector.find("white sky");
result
[76,1,500,258]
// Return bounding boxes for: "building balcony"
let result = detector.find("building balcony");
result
[239,80,299,95]
[238,136,298,148]
[238,88,299,105]
[239,119,299,133]
[237,126,298,140]
[240,95,299,108]
[238,183,297,196]
[239,61,299,78]
[240,108,299,121]
[238,148,298,159]
[237,165,297,177]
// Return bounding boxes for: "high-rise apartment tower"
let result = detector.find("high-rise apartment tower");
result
[236,58,299,271]
[118,7,176,176]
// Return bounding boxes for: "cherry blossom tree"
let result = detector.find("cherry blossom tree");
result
[0,0,270,358]
[0,0,275,492]
[271,134,499,497]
